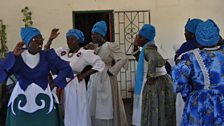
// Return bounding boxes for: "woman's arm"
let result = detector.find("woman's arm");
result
[46,49,74,88]
[44,28,60,50]
[108,43,128,76]
[171,54,193,100]
[77,69,97,82]
[0,52,16,83]
[132,45,140,61]
[78,49,105,81]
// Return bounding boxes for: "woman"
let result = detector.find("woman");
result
[175,18,203,61]
[0,27,74,126]
[45,29,105,126]
[87,20,128,126]
[132,24,176,126]
[172,19,224,126]
[174,18,203,126]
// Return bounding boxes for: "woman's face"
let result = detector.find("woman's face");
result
[91,32,105,46]
[28,35,44,55]
[67,36,80,51]
[134,35,146,47]
[184,29,195,41]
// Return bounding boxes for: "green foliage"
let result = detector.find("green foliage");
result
[0,20,8,59]
[21,6,33,27]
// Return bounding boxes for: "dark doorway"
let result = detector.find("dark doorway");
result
[73,10,114,45]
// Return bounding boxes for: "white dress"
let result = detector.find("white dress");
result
[56,47,105,126]
[87,42,128,126]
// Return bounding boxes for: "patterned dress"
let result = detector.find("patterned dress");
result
[141,44,176,126]
[172,47,224,126]
[0,49,73,126]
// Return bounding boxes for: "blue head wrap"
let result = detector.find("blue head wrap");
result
[91,21,107,37]
[66,29,85,43]
[185,18,203,34]
[20,27,41,46]
[139,24,156,42]
[195,19,220,47]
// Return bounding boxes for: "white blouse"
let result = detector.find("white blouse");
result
[55,47,105,73]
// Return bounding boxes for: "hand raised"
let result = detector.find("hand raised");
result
[13,41,25,56]
[49,28,60,41]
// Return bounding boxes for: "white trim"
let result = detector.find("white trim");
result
[193,49,210,89]
[203,46,221,51]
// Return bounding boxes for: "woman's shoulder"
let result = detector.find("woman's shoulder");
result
[106,42,123,53]
[79,48,96,57]
[144,44,157,54]
[54,47,69,56]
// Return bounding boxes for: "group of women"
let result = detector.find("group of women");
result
[131,18,224,126]
[0,18,224,126]
[0,20,128,126]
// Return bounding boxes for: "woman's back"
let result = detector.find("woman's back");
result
[172,47,224,125]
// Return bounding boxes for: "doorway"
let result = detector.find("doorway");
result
[73,10,114,45]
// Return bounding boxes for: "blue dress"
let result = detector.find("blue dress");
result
[0,49,73,126]
[172,47,224,126]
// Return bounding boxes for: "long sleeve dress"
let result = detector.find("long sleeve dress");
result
[0,49,74,126]
[172,47,224,126]
[55,47,105,126]
[140,44,176,126]
[87,42,128,126]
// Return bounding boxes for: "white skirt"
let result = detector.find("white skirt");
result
[176,93,185,126]
[64,77,92,126]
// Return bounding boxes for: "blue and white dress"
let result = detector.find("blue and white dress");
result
[0,49,74,126]
[172,47,224,126]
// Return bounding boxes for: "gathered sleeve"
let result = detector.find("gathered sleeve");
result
[0,52,16,83]
[171,53,193,100]
[108,43,128,75]
[46,49,74,88]
[83,50,105,72]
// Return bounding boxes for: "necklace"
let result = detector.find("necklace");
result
[67,52,75,58]
[67,48,80,58]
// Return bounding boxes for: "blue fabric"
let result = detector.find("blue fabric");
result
[171,48,224,125]
[139,24,155,41]
[0,49,74,91]
[0,52,15,83]
[20,27,41,46]
[91,21,107,37]
[175,39,198,60]
[195,19,220,47]
[66,29,85,43]
[134,43,148,95]
[185,18,203,33]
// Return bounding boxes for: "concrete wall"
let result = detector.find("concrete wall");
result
[0,0,224,58]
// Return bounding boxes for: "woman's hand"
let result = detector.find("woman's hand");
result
[49,28,60,41]
[107,69,114,76]
[84,43,96,50]
[77,74,84,82]
[44,28,60,50]
[13,41,25,56]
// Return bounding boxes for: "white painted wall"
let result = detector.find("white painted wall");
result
[0,0,224,58]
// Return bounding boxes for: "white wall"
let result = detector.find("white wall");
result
[0,0,224,58]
